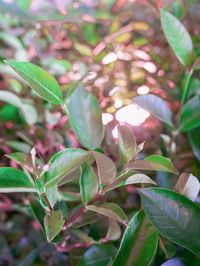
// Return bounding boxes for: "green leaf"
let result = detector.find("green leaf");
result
[44,210,64,242]
[144,155,177,173]
[113,210,158,266]
[106,218,121,241]
[6,152,33,173]
[115,173,157,189]
[0,90,37,125]
[57,167,81,186]
[188,126,200,161]
[68,85,104,149]
[86,203,129,226]
[160,8,194,66]
[159,236,176,259]
[45,148,91,189]
[138,187,200,256]
[80,164,99,204]
[30,199,45,231]
[127,155,177,174]
[92,151,117,185]
[171,1,185,19]
[46,185,58,208]
[117,124,137,163]
[5,61,63,104]
[79,244,117,266]
[5,141,31,153]
[192,57,200,70]
[179,95,200,131]
[174,172,200,201]
[0,0,34,23]
[0,167,36,192]
[133,94,173,127]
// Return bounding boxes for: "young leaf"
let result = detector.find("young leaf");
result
[138,187,200,256]
[174,172,200,201]
[79,244,117,266]
[127,156,177,174]
[5,61,63,104]
[44,210,64,242]
[6,152,33,173]
[80,164,99,204]
[68,85,104,149]
[133,94,173,127]
[160,8,194,66]
[45,148,91,189]
[117,124,137,163]
[92,151,117,185]
[106,218,121,241]
[113,210,158,266]
[0,167,36,192]
[86,203,129,226]
[179,95,200,131]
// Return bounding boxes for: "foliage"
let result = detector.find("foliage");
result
[0,0,200,265]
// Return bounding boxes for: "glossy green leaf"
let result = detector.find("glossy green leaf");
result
[6,152,33,173]
[79,244,117,266]
[113,210,158,266]
[160,8,194,66]
[80,164,99,204]
[44,210,64,242]
[127,156,177,174]
[0,90,37,124]
[174,172,200,201]
[92,151,117,185]
[188,126,200,161]
[138,187,200,256]
[179,95,200,131]
[0,167,36,192]
[117,124,137,163]
[133,94,173,127]
[68,85,104,149]
[86,203,129,226]
[45,148,90,189]
[5,61,63,104]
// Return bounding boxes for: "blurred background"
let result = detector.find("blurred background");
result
[0,0,200,265]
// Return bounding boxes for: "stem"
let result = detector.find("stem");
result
[41,192,53,211]
[57,242,90,252]
[62,183,112,231]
